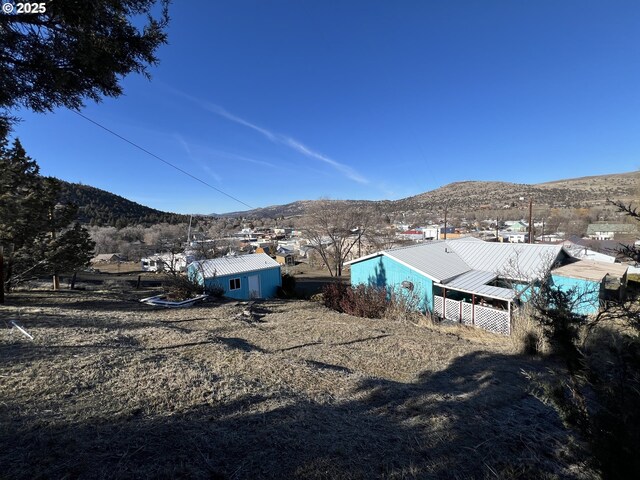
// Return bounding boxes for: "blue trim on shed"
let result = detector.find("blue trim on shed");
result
[350,254,434,312]
[188,264,281,300]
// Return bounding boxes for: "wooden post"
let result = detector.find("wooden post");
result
[136,275,142,290]
[528,198,534,244]
[443,203,448,240]
[472,294,475,325]
[442,288,446,319]
[49,206,59,290]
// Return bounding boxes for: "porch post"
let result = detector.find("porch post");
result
[442,288,446,319]
[508,300,512,335]
[472,294,475,325]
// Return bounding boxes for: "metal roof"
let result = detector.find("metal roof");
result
[347,239,571,299]
[445,240,565,281]
[444,269,497,291]
[384,242,471,283]
[192,253,280,278]
[438,269,515,301]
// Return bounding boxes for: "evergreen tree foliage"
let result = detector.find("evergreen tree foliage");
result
[0,134,95,291]
[0,0,170,127]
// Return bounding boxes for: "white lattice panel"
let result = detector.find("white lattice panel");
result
[461,302,474,326]
[474,305,510,335]
[434,296,443,316]
[445,298,461,322]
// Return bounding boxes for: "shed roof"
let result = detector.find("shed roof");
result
[192,253,280,278]
[551,260,629,282]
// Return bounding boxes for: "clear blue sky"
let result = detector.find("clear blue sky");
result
[11,0,640,214]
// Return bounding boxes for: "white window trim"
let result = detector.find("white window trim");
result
[229,278,241,291]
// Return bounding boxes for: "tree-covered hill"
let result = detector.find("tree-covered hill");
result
[56,180,189,227]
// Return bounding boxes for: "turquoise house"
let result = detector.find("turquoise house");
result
[550,260,629,315]
[346,239,629,335]
[188,253,281,300]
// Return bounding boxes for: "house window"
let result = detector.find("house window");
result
[229,278,241,290]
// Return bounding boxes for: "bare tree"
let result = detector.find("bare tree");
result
[300,200,372,277]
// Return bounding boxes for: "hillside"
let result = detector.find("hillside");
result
[217,170,639,218]
[55,171,638,224]
[56,181,189,227]
[0,289,586,478]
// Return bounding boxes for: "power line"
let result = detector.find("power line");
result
[72,110,254,210]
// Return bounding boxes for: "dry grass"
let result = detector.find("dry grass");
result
[0,290,595,479]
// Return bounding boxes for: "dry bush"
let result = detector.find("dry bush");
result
[510,304,548,355]
[162,274,204,301]
[384,289,429,324]
[322,282,388,318]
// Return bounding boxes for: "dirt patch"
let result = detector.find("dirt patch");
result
[0,290,592,479]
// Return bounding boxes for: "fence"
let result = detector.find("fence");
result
[433,295,511,335]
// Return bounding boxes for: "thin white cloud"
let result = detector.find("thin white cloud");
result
[174,133,222,183]
[168,87,368,184]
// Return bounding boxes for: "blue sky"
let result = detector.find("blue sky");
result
[11,0,640,214]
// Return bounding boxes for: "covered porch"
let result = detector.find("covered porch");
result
[432,270,516,336]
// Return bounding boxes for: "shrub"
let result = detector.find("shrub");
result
[385,289,426,324]
[510,305,547,355]
[278,273,296,298]
[322,282,350,313]
[205,284,224,298]
[322,282,389,319]
[163,274,204,301]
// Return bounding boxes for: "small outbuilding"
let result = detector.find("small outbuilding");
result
[91,253,124,263]
[188,253,281,300]
[275,252,295,267]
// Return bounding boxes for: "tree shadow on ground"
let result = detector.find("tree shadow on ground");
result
[0,349,581,479]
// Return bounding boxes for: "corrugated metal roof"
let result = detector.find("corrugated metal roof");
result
[472,285,516,301]
[192,253,280,278]
[444,269,497,291]
[385,242,471,283]
[446,240,564,281]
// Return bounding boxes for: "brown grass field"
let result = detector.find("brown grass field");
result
[0,289,594,479]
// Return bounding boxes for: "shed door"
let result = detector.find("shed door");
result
[248,275,261,298]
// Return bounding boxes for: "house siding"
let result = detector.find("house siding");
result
[350,255,434,312]
[550,274,601,315]
[189,265,281,300]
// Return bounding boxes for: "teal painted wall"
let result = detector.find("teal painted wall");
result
[350,255,434,312]
[550,274,601,315]
[188,265,281,300]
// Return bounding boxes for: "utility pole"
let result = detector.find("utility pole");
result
[528,198,534,244]
[495,217,499,242]
[443,202,448,240]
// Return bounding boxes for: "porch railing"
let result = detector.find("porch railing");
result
[433,295,510,335]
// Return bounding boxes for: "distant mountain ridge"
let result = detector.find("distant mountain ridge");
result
[56,171,638,225]
[56,181,189,227]
[215,171,639,218]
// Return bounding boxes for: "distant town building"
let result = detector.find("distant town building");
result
[586,223,638,241]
